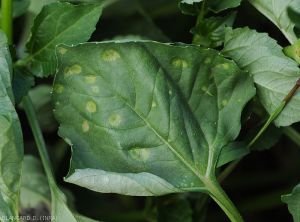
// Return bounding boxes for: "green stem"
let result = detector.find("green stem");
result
[1,0,13,44]
[22,96,57,188]
[206,180,244,222]
[283,126,300,147]
[192,0,206,44]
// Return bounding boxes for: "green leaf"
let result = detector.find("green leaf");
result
[23,2,102,77]
[248,0,300,43]
[52,41,255,198]
[217,142,249,167]
[0,32,23,218]
[20,155,51,210]
[223,27,300,127]
[207,0,241,13]
[179,0,241,15]
[284,39,300,64]
[12,68,34,104]
[157,197,192,222]
[192,12,236,48]
[282,184,300,222]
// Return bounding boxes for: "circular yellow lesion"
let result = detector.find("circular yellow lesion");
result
[151,101,157,108]
[101,49,120,62]
[64,64,82,77]
[82,120,90,132]
[86,101,97,113]
[222,99,228,107]
[84,75,97,84]
[108,113,122,126]
[58,47,67,55]
[222,63,230,69]
[53,84,64,94]
[171,58,188,68]
[129,148,150,161]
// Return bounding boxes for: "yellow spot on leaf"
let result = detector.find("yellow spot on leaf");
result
[129,148,150,161]
[86,101,97,113]
[58,47,67,55]
[108,114,122,126]
[85,75,97,84]
[102,49,120,62]
[222,63,230,69]
[53,84,64,94]
[172,58,188,68]
[151,101,157,108]
[64,64,82,77]
[82,120,89,132]
[222,99,228,107]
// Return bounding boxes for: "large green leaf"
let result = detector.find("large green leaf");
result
[23,2,102,77]
[282,184,300,222]
[248,0,300,43]
[0,32,23,218]
[223,27,300,127]
[52,41,255,197]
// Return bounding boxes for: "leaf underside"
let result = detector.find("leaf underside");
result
[52,41,255,196]
[223,27,300,127]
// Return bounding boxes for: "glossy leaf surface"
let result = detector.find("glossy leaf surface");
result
[52,41,255,196]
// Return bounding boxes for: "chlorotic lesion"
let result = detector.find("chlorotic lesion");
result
[128,148,150,162]
[82,120,90,132]
[171,58,188,68]
[53,84,64,94]
[64,64,82,77]
[57,47,68,55]
[108,113,122,126]
[101,49,120,62]
[86,101,97,113]
[84,75,97,84]
[204,57,212,64]
[222,99,228,107]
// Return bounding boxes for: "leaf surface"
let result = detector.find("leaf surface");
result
[282,184,300,222]
[248,0,300,43]
[223,27,300,126]
[0,32,23,218]
[52,41,255,196]
[24,2,102,77]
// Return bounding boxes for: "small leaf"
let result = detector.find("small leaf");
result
[284,39,300,64]
[24,2,102,77]
[248,0,300,43]
[157,197,192,222]
[52,41,255,197]
[0,32,23,218]
[282,184,300,222]
[192,12,236,48]
[223,27,300,127]
[207,0,241,13]
[217,142,249,167]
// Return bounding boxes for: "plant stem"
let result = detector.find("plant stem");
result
[22,96,57,188]
[1,0,13,44]
[206,180,244,222]
[283,126,300,147]
[192,0,206,44]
